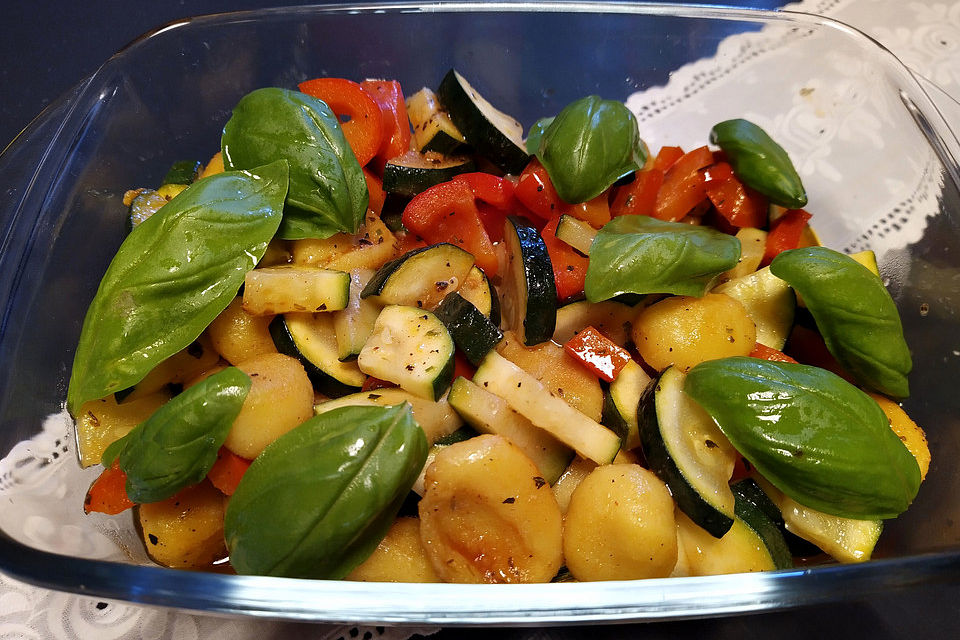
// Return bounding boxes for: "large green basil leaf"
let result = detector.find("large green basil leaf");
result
[710,119,807,208]
[770,247,912,398]
[685,357,920,519]
[224,403,427,578]
[585,215,741,301]
[536,96,646,204]
[102,367,250,503]
[222,87,368,240]
[67,161,288,414]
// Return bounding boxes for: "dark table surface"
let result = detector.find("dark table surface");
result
[3,1,959,637]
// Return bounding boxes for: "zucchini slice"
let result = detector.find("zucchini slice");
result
[361,243,475,311]
[457,265,500,323]
[382,150,476,198]
[243,266,350,316]
[675,509,783,576]
[314,387,463,445]
[127,185,186,229]
[500,217,557,346]
[472,351,621,464]
[269,313,365,396]
[755,476,882,563]
[553,299,634,346]
[713,266,795,350]
[447,376,573,484]
[554,214,597,254]
[600,359,652,451]
[730,479,794,570]
[332,269,381,361]
[357,305,455,400]
[638,366,737,538]
[434,292,503,366]
[437,69,530,174]
[406,86,469,155]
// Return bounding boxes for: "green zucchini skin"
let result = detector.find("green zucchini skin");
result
[638,369,734,538]
[360,242,476,310]
[269,315,362,398]
[437,69,530,174]
[503,216,557,346]
[382,151,476,198]
[434,292,503,366]
[730,478,794,570]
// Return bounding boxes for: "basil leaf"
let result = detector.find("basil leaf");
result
[222,87,368,240]
[537,95,646,203]
[224,403,427,578]
[103,367,250,503]
[67,161,288,414]
[685,357,920,519]
[770,247,912,398]
[525,116,554,155]
[710,119,807,208]
[584,215,741,301]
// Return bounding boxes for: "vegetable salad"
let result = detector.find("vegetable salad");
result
[71,69,929,582]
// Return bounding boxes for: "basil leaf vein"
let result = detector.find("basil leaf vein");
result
[685,357,920,520]
[585,215,741,301]
[224,403,427,578]
[67,161,288,413]
[770,246,912,398]
[104,367,251,503]
[222,87,368,240]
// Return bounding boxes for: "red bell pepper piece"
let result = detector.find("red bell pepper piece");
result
[702,161,768,229]
[363,167,386,216]
[730,455,754,483]
[207,447,251,496]
[453,173,517,242]
[566,193,612,228]
[455,172,516,210]
[84,461,135,515]
[514,158,569,220]
[401,179,499,276]
[748,342,798,364]
[610,169,664,218]
[653,146,714,222]
[541,215,589,301]
[298,77,383,167]
[762,209,812,265]
[453,351,477,382]
[360,79,412,169]
[361,376,398,391]
[652,145,685,172]
[563,326,633,382]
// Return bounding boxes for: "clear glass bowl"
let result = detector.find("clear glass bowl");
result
[1,1,959,624]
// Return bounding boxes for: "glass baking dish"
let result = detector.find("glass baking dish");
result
[1,1,959,624]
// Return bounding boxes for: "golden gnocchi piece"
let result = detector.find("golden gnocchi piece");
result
[418,434,563,583]
[224,352,314,459]
[207,296,278,365]
[632,293,756,372]
[563,464,677,581]
[137,481,227,569]
[346,517,441,583]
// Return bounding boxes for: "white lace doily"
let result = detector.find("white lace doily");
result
[2,1,958,637]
